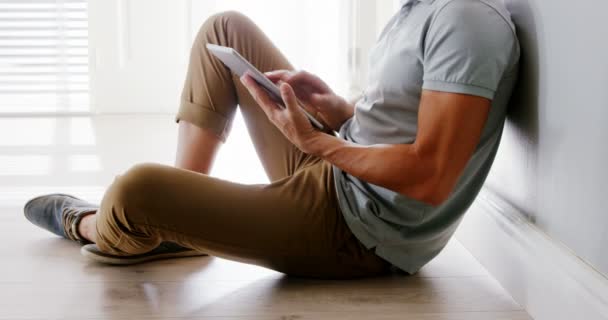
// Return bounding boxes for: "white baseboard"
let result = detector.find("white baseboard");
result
[455,188,608,320]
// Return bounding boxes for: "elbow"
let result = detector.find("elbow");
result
[422,177,453,206]
[384,144,462,207]
[424,160,467,206]
[410,147,456,207]
[407,173,451,207]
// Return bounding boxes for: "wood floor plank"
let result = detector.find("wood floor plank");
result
[54,311,532,320]
[0,204,530,320]
[0,271,523,319]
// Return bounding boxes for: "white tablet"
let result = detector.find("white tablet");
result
[206,44,324,130]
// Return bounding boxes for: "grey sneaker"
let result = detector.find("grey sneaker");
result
[81,242,207,265]
[23,193,98,244]
[24,194,206,264]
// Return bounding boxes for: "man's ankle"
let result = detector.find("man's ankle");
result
[77,213,98,243]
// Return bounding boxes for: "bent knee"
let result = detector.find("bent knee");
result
[96,163,166,254]
[210,10,250,24]
[122,163,164,181]
[198,10,256,40]
[107,163,165,206]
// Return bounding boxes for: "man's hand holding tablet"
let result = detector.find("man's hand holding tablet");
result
[240,74,322,155]
[264,70,355,132]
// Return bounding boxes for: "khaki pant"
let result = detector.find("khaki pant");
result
[95,11,390,279]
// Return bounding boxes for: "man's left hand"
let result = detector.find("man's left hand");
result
[240,73,320,155]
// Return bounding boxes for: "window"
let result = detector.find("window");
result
[0,0,89,114]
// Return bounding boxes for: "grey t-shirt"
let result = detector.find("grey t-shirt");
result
[333,0,520,274]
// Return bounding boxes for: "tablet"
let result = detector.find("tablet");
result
[206,44,324,130]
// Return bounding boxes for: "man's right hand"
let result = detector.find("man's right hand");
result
[265,70,354,132]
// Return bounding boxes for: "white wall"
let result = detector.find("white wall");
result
[482,0,608,276]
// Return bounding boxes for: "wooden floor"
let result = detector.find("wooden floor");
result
[0,208,531,320]
[0,116,532,319]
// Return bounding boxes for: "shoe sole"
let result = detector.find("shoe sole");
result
[81,245,208,265]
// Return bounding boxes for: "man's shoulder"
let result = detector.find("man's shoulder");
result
[429,0,516,32]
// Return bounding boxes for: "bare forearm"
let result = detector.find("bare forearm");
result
[309,133,440,204]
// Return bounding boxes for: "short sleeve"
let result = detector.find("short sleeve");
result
[422,0,517,100]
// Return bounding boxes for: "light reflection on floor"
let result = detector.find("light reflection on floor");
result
[0,112,268,207]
